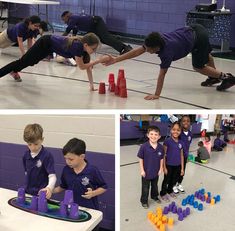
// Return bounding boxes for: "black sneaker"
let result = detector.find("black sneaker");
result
[153,197,161,203]
[120,45,133,55]
[216,74,235,91]
[201,77,221,86]
[141,203,149,209]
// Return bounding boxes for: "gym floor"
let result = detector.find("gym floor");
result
[0,42,235,109]
[120,136,235,231]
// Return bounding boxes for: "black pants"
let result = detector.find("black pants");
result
[178,156,187,184]
[140,176,159,204]
[0,35,52,77]
[160,165,181,196]
[91,16,125,53]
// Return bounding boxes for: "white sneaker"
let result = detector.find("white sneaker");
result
[173,186,179,194]
[177,184,185,193]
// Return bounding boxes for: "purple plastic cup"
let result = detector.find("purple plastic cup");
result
[64,190,74,205]
[163,206,169,215]
[186,207,190,216]
[38,191,47,213]
[60,201,67,217]
[178,213,184,221]
[30,196,38,210]
[69,203,79,219]
[17,188,26,204]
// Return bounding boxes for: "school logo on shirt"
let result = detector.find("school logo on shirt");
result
[178,143,182,149]
[81,177,90,186]
[188,136,191,141]
[158,152,162,156]
[36,160,42,168]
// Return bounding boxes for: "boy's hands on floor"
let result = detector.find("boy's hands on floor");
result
[144,94,160,100]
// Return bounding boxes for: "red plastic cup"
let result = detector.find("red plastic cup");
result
[110,82,115,92]
[119,78,126,89]
[120,88,127,98]
[108,73,115,83]
[118,69,125,79]
[99,82,106,94]
[115,85,119,95]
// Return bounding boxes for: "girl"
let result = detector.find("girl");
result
[203,134,212,155]
[0,33,109,89]
[0,15,41,56]
[160,122,184,202]
[175,115,192,194]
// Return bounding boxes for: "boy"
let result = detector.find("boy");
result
[61,11,132,55]
[195,141,210,163]
[175,115,192,194]
[213,133,227,151]
[103,24,235,99]
[53,138,107,210]
[23,124,56,199]
[137,126,164,208]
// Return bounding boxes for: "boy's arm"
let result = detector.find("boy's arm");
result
[53,186,65,194]
[82,187,106,199]
[180,149,184,176]
[139,158,145,177]
[158,158,164,175]
[103,46,146,66]
[86,67,96,91]
[27,38,33,50]
[144,68,168,100]
[163,145,167,174]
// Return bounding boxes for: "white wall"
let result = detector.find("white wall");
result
[0,115,115,154]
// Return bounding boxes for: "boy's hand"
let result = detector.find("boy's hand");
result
[90,85,97,91]
[101,55,115,66]
[158,169,163,176]
[181,169,184,176]
[39,187,52,199]
[141,171,146,177]
[81,188,94,199]
[144,94,160,100]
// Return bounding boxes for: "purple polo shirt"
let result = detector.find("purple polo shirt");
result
[214,138,225,148]
[7,22,39,43]
[157,27,194,69]
[60,161,107,210]
[50,35,84,58]
[66,15,94,34]
[22,146,55,196]
[164,137,184,166]
[179,130,193,158]
[137,141,164,180]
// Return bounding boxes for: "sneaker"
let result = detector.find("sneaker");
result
[173,186,179,194]
[216,74,235,91]
[169,193,177,198]
[120,45,133,55]
[64,58,77,66]
[153,197,161,203]
[141,203,149,209]
[177,184,185,193]
[201,77,221,86]
[161,194,170,202]
[10,72,22,82]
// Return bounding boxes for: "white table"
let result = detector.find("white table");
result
[0,188,103,231]
[0,0,60,31]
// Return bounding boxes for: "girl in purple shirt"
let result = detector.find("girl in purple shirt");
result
[0,33,109,89]
[160,122,184,202]
[0,16,41,56]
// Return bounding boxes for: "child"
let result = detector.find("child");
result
[61,11,132,55]
[137,126,164,209]
[0,16,42,56]
[195,141,210,163]
[203,134,212,155]
[175,115,192,194]
[0,33,109,89]
[23,124,56,199]
[53,138,107,210]
[103,24,235,99]
[160,122,184,202]
[213,133,227,151]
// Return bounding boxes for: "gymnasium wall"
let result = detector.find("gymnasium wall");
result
[27,0,235,48]
[0,114,115,230]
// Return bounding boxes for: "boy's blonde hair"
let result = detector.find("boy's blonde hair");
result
[23,124,43,143]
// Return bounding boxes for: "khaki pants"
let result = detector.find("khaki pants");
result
[0,30,14,48]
